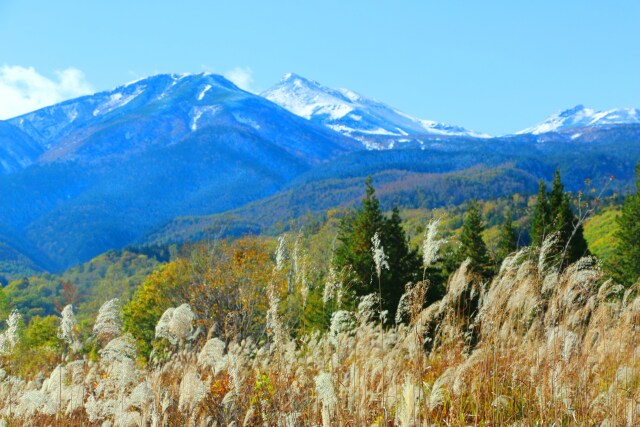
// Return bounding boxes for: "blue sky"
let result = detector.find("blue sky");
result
[1,0,638,135]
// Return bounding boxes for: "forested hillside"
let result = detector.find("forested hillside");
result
[0,170,637,424]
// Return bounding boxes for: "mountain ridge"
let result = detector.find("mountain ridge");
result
[262,73,490,149]
[0,72,639,274]
[0,72,358,271]
[516,104,640,135]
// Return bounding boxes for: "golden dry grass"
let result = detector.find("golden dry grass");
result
[1,244,639,426]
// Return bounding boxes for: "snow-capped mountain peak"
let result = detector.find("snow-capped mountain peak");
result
[265,73,357,121]
[517,105,640,135]
[262,73,490,149]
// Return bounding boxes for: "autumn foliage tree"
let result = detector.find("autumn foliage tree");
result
[123,260,189,356]
[123,237,281,358]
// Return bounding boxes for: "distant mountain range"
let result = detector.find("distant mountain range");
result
[262,73,490,149]
[0,72,638,275]
[517,104,640,135]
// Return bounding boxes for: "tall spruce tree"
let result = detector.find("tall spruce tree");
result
[335,177,384,297]
[549,170,565,217]
[457,200,491,276]
[496,213,518,264]
[530,170,588,267]
[334,177,420,319]
[555,194,589,265]
[612,162,640,285]
[531,181,551,247]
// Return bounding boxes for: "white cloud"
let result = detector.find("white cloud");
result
[0,65,94,119]
[222,67,255,93]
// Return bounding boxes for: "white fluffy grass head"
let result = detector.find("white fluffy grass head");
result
[371,231,389,279]
[155,303,195,345]
[93,298,122,342]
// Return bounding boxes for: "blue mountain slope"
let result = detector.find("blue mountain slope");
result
[0,121,42,174]
[0,73,358,270]
[8,73,357,165]
[1,72,639,273]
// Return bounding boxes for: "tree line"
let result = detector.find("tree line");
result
[333,165,640,320]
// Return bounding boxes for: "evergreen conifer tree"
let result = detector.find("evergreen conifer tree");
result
[334,177,420,320]
[531,181,550,247]
[612,162,640,285]
[496,213,518,264]
[457,200,491,276]
[555,194,589,266]
[530,170,588,267]
[382,207,421,313]
[549,170,565,217]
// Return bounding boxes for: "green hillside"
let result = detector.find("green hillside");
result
[583,207,621,264]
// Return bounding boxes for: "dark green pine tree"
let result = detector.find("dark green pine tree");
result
[335,177,385,297]
[496,213,518,264]
[530,169,589,267]
[457,200,491,276]
[548,169,588,265]
[612,162,640,285]
[334,177,420,320]
[381,207,421,316]
[555,194,589,266]
[530,181,551,247]
[549,170,565,218]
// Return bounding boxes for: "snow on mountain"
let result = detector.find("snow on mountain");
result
[517,105,640,135]
[262,73,490,148]
[6,72,357,165]
[0,73,359,269]
[8,73,235,149]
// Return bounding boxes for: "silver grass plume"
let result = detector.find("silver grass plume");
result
[0,309,21,355]
[275,235,287,271]
[314,371,337,427]
[300,257,310,309]
[58,304,81,353]
[39,362,84,416]
[169,303,195,343]
[14,390,50,418]
[396,376,420,427]
[278,412,300,427]
[293,232,301,277]
[395,292,410,325]
[538,233,559,275]
[396,281,429,325]
[322,265,340,305]
[198,337,227,374]
[429,367,456,410]
[99,333,137,363]
[155,307,174,342]
[93,298,122,341]
[178,369,207,413]
[228,353,244,400]
[128,380,153,410]
[155,304,195,345]
[422,218,446,270]
[266,281,287,350]
[357,293,379,325]
[371,231,389,279]
[329,310,354,344]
